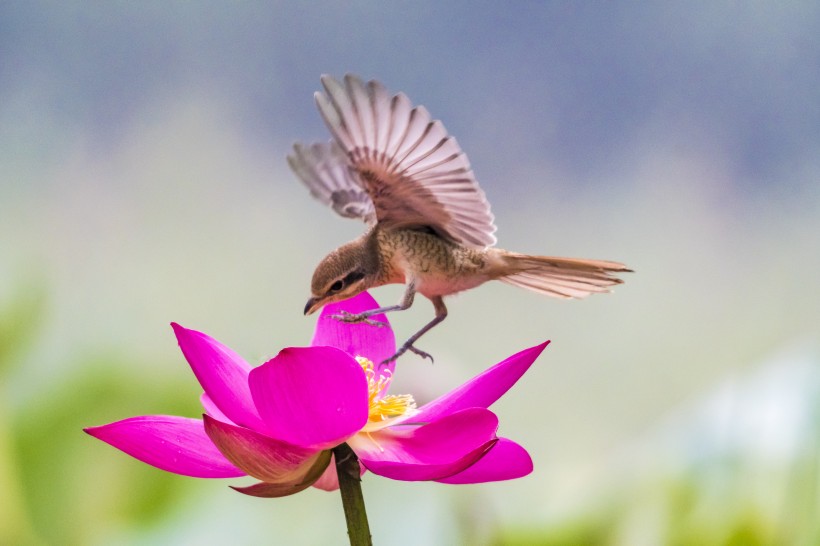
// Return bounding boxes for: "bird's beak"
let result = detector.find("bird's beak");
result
[304,297,319,316]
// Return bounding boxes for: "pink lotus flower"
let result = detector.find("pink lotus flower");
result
[85,292,548,497]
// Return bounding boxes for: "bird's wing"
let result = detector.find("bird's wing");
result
[287,141,377,223]
[289,74,497,249]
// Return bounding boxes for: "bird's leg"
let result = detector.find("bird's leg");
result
[382,296,448,365]
[331,282,416,327]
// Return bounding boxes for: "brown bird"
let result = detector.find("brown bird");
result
[290,74,631,363]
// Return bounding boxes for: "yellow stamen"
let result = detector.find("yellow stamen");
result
[356,356,416,432]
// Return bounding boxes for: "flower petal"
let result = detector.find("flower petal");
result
[231,450,332,497]
[350,407,499,481]
[311,454,367,492]
[312,292,397,382]
[411,341,549,423]
[359,440,497,481]
[249,346,368,449]
[84,415,244,478]
[200,392,231,423]
[232,481,312,498]
[172,323,265,430]
[436,438,533,484]
[203,415,325,483]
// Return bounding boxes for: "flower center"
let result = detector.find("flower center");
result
[356,356,416,432]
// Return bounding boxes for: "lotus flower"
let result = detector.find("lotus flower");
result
[85,292,548,497]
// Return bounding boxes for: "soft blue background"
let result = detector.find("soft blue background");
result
[1,3,818,544]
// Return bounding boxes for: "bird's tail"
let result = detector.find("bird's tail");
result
[497,252,632,299]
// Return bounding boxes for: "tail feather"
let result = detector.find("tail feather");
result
[498,254,632,299]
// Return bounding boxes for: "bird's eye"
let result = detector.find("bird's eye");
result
[329,280,344,293]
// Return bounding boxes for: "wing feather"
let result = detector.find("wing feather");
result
[287,142,376,223]
[290,74,497,248]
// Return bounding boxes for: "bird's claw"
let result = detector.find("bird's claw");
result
[407,344,434,363]
[330,311,386,328]
[380,342,434,366]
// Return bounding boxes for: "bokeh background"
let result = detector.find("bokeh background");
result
[2,3,819,545]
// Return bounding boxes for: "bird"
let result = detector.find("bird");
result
[289,74,631,363]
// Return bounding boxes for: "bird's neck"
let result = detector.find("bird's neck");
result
[363,227,405,286]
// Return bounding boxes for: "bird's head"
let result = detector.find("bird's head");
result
[304,239,375,315]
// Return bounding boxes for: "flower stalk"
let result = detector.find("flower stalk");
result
[333,443,372,546]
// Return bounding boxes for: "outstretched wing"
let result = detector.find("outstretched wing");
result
[287,142,376,223]
[288,74,497,249]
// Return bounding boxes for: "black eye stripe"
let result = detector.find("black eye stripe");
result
[329,271,364,294]
[343,270,365,285]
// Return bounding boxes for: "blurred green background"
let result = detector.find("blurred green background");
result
[2,2,819,545]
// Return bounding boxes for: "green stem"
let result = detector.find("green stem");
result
[333,443,372,546]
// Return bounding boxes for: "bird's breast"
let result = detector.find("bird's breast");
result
[379,228,493,297]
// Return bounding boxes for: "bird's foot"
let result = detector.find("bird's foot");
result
[330,311,386,328]
[406,344,434,363]
[381,342,434,365]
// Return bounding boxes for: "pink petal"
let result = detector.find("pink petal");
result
[172,323,265,431]
[312,460,341,491]
[359,440,497,482]
[232,449,333,498]
[200,392,231,423]
[203,415,325,483]
[248,346,368,449]
[436,438,533,484]
[351,408,499,481]
[411,341,549,423]
[312,292,397,382]
[311,454,367,492]
[84,415,244,478]
[232,478,318,498]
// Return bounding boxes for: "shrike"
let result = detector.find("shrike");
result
[290,75,631,362]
